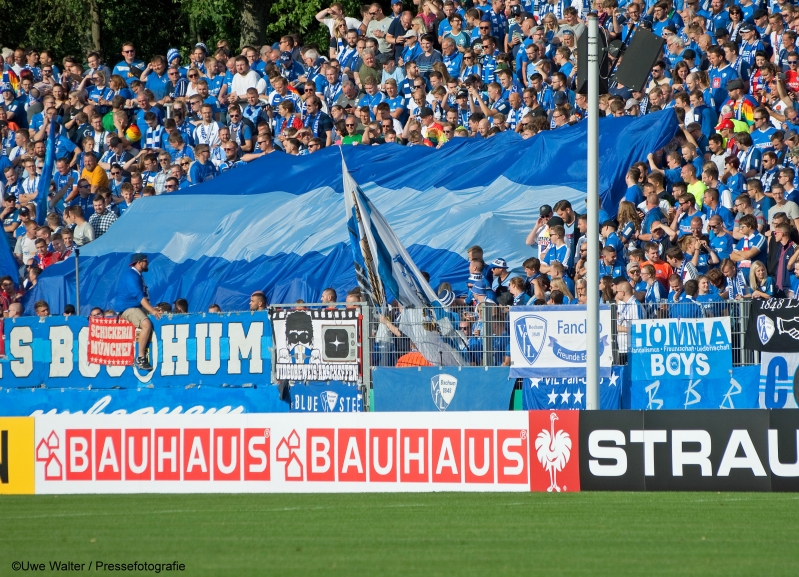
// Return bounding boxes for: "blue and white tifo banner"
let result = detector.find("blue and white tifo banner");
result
[759,353,799,409]
[628,317,754,409]
[0,385,288,416]
[372,367,516,412]
[25,111,679,314]
[522,366,623,410]
[289,381,364,413]
[1,312,271,388]
[509,306,612,378]
[629,365,759,409]
[630,317,732,380]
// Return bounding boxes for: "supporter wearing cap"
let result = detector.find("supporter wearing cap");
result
[400,30,422,65]
[526,205,553,258]
[116,253,162,372]
[1,84,24,129]
[725,78,756,126]
[738,25,764,67]
[279,51,304,83]
[390,0,403,17]
[624,98,639,115]
[601,220,624,262]
[489,257,510,296]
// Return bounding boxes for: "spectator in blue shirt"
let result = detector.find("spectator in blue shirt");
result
[112,42,146,88]
[115,253,162,371]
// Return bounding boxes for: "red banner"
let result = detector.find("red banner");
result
[87,317,136,366]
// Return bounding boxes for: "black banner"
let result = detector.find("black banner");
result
[579,410,799,492]
[745,299,799,352]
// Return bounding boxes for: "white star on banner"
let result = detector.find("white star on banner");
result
[560,391,571,404]
[531,378,541,389]
[608,372,619,387]
[548,391,559,405]
[573,390,584,405]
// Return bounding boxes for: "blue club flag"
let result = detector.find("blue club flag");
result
[342,157,464,365]
[35,116,57,226]
[343,157,444,311]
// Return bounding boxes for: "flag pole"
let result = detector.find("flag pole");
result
[586,14,600,410]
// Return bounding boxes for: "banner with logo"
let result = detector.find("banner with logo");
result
[3,410,798,494]
[289,382,364,413]
[509,306,612,378]
[87,317,136,366]
[630,317,732,380]
[28,411,578,494]
[1,312,270,388]
[0,386,288,417]
[371,367,516,412]
[629,365,759,410]
[759,353,799,409]
[522,366,624,410]
[270,309,361,382]
[745,299,799,352]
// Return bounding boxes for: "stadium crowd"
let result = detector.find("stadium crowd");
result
[1,0,799,331]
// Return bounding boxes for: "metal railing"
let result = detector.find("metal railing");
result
[611,299,756,367]
[367,304,510,368]
[364,300,757,369]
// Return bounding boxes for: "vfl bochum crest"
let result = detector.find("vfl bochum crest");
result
[757,315,775,345]
[514,315,547,364]
[431,374,458,411]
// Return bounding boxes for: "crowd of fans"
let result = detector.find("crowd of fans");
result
[2,0,799,327]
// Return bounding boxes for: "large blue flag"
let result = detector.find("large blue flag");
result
[35,116,57,226]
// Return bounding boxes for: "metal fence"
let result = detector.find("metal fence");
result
[365,300,757,369]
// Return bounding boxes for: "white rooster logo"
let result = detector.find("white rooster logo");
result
[535,412,572,492]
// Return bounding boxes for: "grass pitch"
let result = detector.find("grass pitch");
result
[2,492,797,576]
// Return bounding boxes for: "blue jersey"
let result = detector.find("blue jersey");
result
[113,59,146,87]
[734,232,767,273]
[542,243,572,270]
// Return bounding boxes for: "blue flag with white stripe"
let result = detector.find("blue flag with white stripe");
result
[35,116,57,226]
[343,158,443,312]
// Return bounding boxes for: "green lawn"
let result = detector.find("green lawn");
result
[1,493,797,576]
